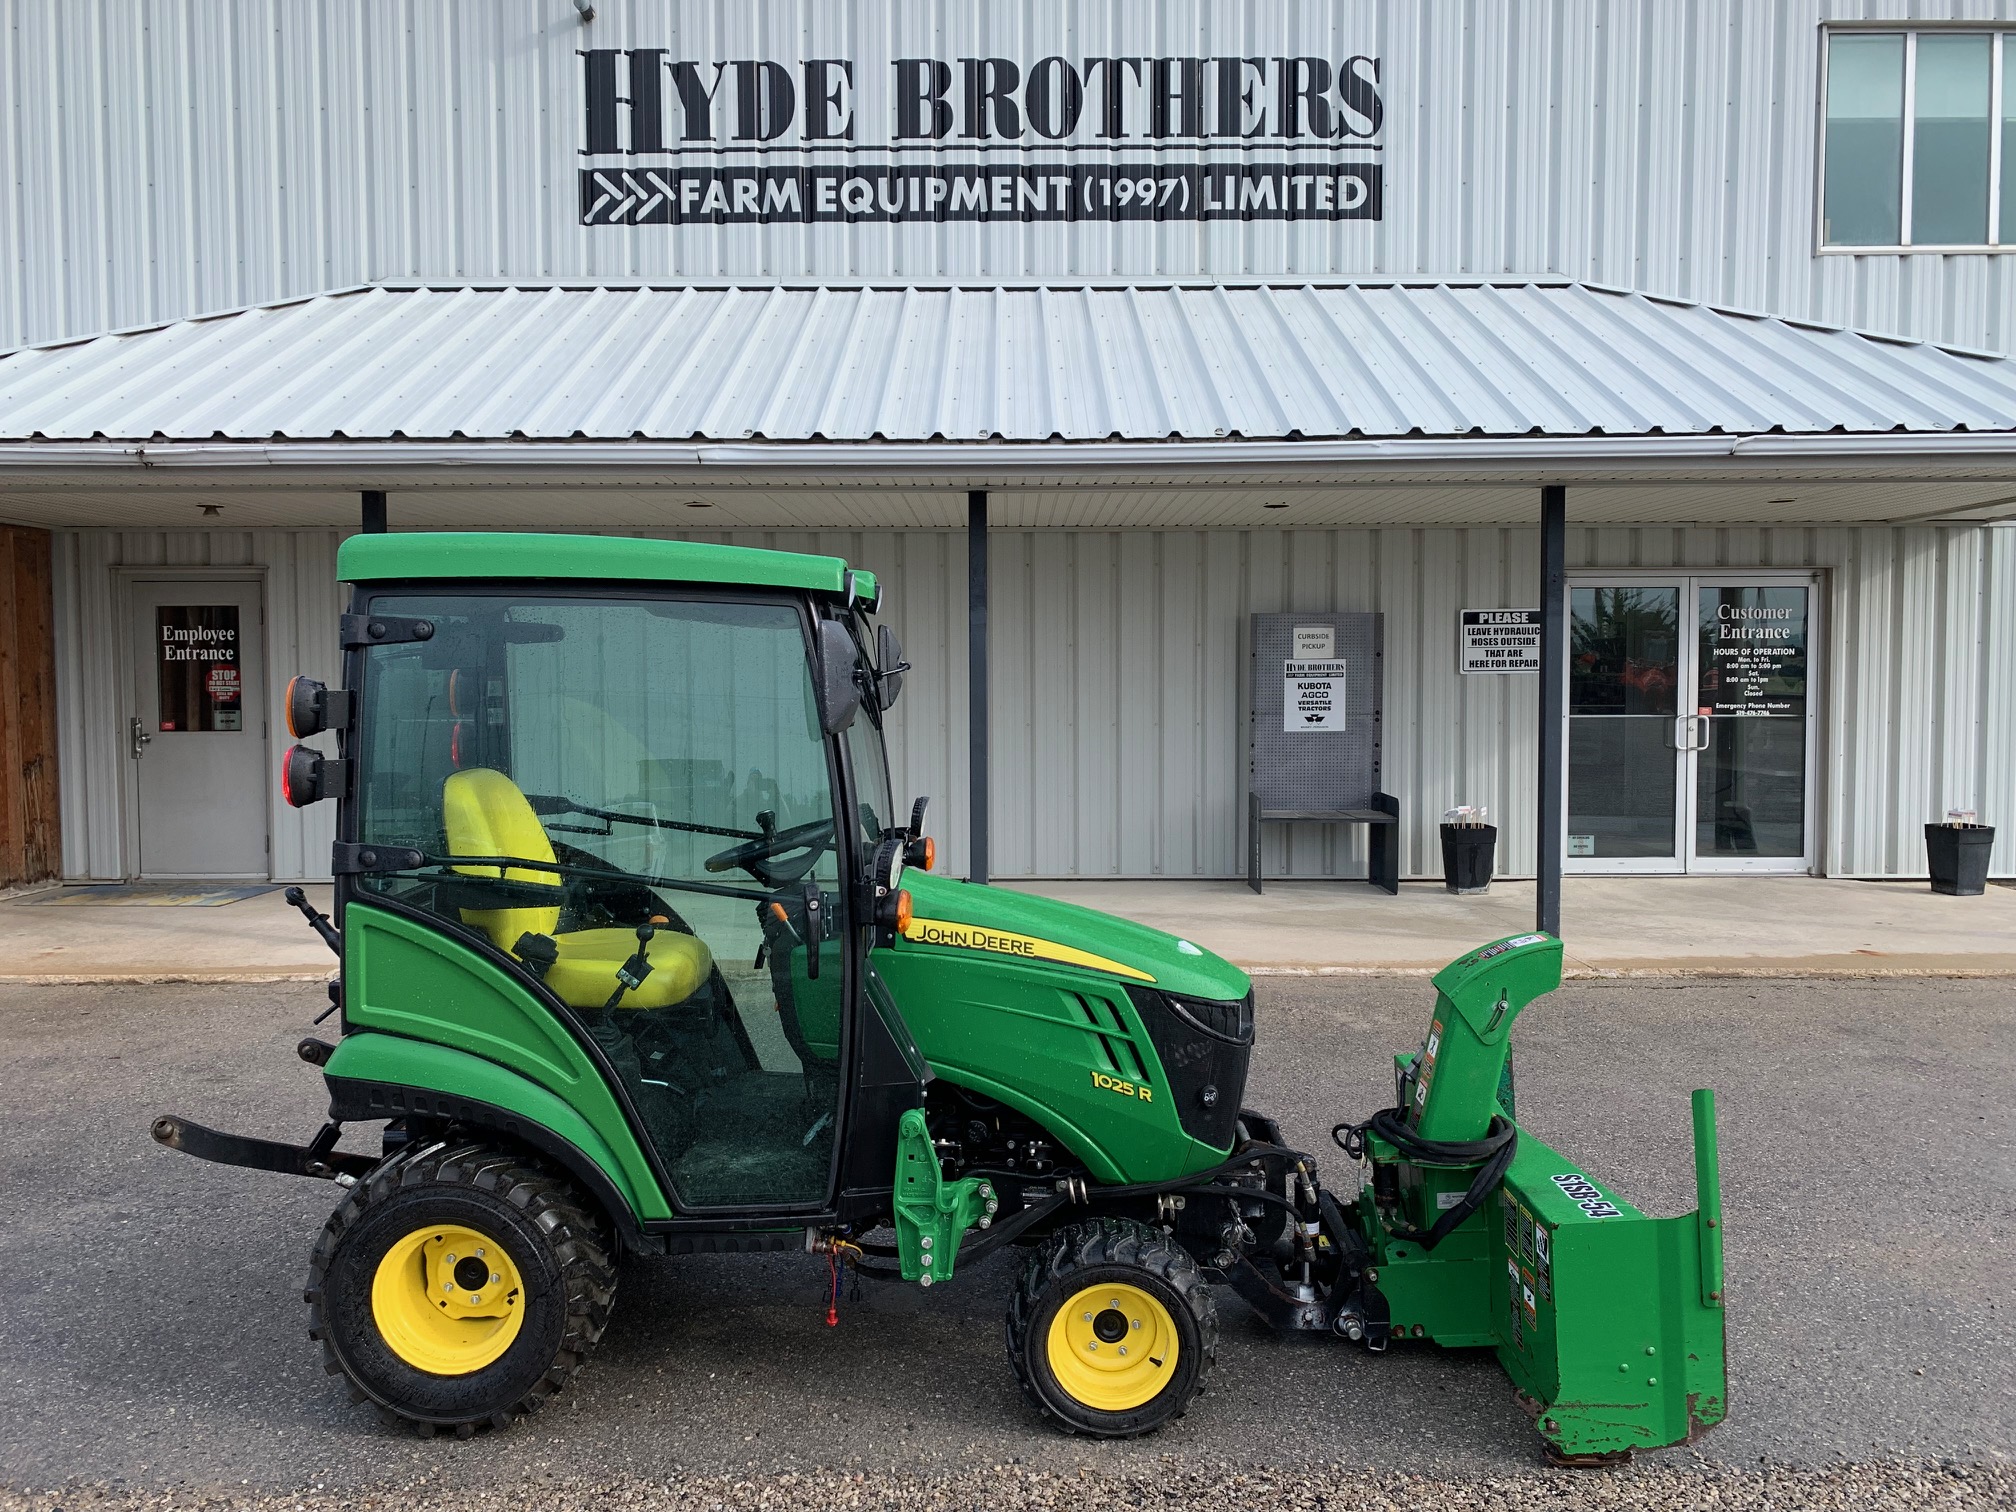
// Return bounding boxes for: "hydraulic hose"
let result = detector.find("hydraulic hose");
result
[1332,1109,1518,1252]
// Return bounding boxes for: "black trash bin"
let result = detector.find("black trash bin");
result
[1925,822,1996,896]
[1440,823,1497,895]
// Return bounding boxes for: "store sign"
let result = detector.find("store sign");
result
[1283,659,1347,731]
[1459,609,1542,673]
[580,51,1384,225]
[156,606,243,732]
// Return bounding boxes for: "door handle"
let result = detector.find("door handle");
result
[130,716,153,759]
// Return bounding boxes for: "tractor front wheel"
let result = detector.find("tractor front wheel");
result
[1006,1218,1217,1437]
[305,1142,615,1435]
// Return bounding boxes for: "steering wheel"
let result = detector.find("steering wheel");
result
[703,817,836,888]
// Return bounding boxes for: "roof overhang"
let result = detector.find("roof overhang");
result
[3,279,2015,526]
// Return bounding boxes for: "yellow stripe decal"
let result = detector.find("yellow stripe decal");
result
[900,917,1157,984]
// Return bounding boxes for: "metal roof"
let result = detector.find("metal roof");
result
[3,280,2015,446]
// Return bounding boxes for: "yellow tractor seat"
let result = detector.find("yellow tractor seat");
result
[442,767,714,1011]
[542,927,712,1010]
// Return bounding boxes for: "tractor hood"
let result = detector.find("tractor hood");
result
[895,871,1251,1003]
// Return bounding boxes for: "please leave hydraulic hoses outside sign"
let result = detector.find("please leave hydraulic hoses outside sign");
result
[580,50,1384,225]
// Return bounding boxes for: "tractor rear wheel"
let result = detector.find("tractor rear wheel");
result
[305,1142,615,1435]
[1006,1218,1216,1437]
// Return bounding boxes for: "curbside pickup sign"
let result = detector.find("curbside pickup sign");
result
[1284,660,1347,731]
[1459,610,1541,674]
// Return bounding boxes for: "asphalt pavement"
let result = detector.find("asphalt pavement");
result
[0,973,2010,1502]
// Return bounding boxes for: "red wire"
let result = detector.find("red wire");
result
[825,1251,839,1327]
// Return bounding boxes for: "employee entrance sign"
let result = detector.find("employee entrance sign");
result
[1283,660,1347,731]
[1458,609,1542,673]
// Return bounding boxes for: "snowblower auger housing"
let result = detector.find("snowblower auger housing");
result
[147,531,1727,1457]
[1349,932,1728,1459]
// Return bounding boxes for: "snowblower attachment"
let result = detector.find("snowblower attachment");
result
[1347,932,1728,1461]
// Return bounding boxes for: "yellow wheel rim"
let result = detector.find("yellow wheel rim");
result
[1044,1281,1180,1412]
[370,1223,526,1375]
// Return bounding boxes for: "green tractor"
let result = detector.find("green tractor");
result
[154,532,1727,1458]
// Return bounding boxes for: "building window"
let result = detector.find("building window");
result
[1822,30,2012,250]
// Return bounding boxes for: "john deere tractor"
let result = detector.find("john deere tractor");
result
[154,532,1726,1458]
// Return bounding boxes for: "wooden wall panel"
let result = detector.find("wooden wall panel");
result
[0,524,58,886]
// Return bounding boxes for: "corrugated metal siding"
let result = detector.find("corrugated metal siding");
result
[51,528,346,881]
[50,519,2013,884]
[8,1,2016,352]
[10,281,2016,443]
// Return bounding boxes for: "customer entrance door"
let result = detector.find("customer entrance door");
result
[127,578,269,878]
[1565,575,1816,874]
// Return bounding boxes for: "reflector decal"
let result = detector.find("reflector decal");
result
[900,917,1157,983]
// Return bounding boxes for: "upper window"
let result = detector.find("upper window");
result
[1822,30,2011,250]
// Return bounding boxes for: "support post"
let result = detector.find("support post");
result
[1536,484,1566,937]
[967,490,990,885]
[361,491,387,534]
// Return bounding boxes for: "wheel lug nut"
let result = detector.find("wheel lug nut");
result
[491,1272,501,1284]
[1119,1347,1128,1356]
[444,1282,454,1292]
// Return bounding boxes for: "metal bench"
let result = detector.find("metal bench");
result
[1247,791,1400,895]
[1247,611,1398,895]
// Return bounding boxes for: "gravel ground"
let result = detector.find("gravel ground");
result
[1,973,2011,1510]
[2,1461,2010,1512]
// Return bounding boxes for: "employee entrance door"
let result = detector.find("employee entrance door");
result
[1564,574,1817,874]
[127,577,269,878]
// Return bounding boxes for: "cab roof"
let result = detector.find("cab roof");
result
[338,532,876,605]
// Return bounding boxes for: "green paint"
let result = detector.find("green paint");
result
[898,871,1250,1002]
[890,1108,995,1284]
[324,1031,651,1220]
[876,873,1249,1182]
[342,902,671,1219]
[337,531,876,605]
[1360,932,1729,1457]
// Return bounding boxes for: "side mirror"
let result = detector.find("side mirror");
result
[876,623,909,708]
[815,619,862,735]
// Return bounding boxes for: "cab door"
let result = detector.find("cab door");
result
[350,590,857,1211]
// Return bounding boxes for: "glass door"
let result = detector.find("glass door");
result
[1566,584,1687,872]
[1689,581,1814,872]
[1565,575,1817,875]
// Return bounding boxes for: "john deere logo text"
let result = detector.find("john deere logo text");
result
[900,917,1156,983]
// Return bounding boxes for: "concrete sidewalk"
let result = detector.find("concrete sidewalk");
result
[0,875,2010,982]
[1007,875,2016,976]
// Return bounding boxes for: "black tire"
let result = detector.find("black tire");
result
[1006,1217,1217,1437]
[304,1141,615,1435]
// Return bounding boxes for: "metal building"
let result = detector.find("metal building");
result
[0,0,2010,898]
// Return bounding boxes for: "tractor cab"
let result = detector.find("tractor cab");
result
[295,535,926,1219]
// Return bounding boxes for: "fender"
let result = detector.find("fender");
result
[324,1031,651,1243]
